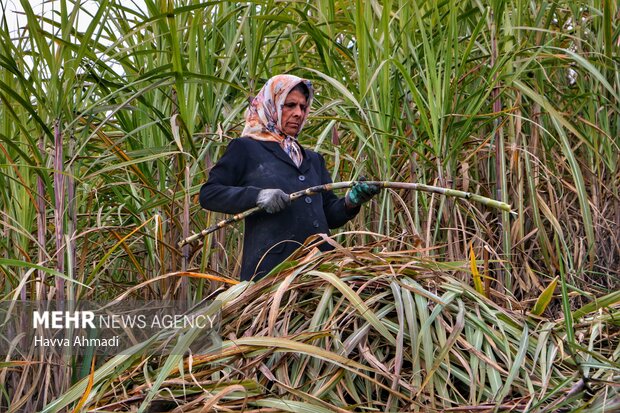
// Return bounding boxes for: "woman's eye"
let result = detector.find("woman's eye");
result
[283,103,306,111]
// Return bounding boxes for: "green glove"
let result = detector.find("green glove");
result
[346,178,380,207]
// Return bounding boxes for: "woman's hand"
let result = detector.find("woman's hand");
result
[257,189,291,213]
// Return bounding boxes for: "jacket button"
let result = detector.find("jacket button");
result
[313,220,320,228]
[305,196,312,204]
[298,175,306,181]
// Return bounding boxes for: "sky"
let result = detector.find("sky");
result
[2,0,146,38]
[1,0,147,78]
[3,1,94,36]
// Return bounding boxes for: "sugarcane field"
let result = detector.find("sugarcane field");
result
[1,0,619,412]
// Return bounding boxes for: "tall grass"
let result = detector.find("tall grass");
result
[0,0,618,410]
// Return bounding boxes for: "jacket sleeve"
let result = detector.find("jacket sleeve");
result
[199,139,262,214]
[317,153,360,228]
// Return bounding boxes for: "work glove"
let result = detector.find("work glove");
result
[257,189,290,214]
[346,177,381,208]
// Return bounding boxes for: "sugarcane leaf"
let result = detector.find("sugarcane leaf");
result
[469,243,485,297]
[0,258,90,288]
[530,276,558,316]
[310,270,396,345]
[254,398,338,413]
[496,323,529,402]
[573,291,620,320]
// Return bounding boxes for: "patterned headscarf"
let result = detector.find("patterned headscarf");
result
[242,75,314,167]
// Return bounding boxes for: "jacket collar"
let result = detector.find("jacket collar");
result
[261,141,311,173]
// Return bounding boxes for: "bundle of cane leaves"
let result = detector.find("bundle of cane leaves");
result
[45,236,619,413]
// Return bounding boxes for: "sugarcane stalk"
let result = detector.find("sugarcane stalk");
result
[178,181,515,248]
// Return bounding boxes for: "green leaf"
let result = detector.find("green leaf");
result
[310,271,396,345]
[573,291,620,320]
[530,276,558,316]
[0,258,90,289]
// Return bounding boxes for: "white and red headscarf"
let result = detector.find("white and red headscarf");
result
[242,75,314,167]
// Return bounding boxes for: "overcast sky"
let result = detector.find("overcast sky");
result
[2,1,146,37]
[4,1,87,35]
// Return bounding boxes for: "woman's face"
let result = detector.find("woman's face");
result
[281,89,308,137]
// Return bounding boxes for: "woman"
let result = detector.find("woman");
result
[200,74,379,281]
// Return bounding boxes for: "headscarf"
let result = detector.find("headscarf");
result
[242,75,314,167]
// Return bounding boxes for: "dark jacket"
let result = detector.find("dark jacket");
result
[199,137,359,281]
